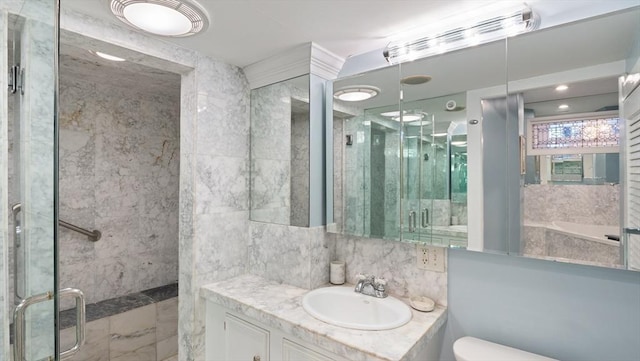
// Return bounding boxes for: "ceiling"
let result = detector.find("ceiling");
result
[61,0,640,69]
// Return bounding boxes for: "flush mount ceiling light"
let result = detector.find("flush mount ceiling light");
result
[384,6,539,64]
[333,86,380,102]
[380,110,405,117]
[110,0,209,37]
[393,114,423,122]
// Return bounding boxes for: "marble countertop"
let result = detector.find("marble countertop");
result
[200,274,447,361]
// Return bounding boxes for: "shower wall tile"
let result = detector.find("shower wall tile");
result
[110,304,157,359]
[524,184,619,225]
[58,54,180,306]
[335,235,448,306]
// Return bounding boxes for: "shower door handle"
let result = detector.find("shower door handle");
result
[59,288,86,360]
[13,288,85,361]
[12,203,24,304]
[408,211,417,232]
[421,208,429,228]
[13,291,54,361]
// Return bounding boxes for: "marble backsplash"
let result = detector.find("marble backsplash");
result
[56,54,180,306]
[524,184,619,225]
[334,234,448,306]
[247,223,448,306]
[248,222,332,289]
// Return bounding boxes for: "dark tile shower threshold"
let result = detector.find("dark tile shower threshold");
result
[60,282,178,329]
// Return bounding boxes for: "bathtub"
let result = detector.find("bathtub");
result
[546,221,619,246]
[523,221,620,265]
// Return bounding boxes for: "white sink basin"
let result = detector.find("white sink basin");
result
[301,286,412,330]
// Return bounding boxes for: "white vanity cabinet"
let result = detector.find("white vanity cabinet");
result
[206,301,348,361]
[223,313,270,361]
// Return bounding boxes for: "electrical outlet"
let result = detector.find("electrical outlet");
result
[416,245,445,272]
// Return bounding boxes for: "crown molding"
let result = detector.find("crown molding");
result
[310,43,345,80]
[243,42,345,89]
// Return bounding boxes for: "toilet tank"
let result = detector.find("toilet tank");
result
[453,337,558,361]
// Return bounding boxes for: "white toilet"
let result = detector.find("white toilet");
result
[453,336,558,361]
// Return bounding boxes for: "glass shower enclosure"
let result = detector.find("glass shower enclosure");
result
[2,1,84,360]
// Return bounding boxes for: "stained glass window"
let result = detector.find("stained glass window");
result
[531,117,619,150]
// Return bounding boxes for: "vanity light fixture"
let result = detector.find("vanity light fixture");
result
[333,86,380,102]
[91,51,126,62]
[384,6,539,64]
[431,132,448,137]
[555,84,569,91]
[558,104,570,111]
[451,141,467,147]
[110,0,209,37]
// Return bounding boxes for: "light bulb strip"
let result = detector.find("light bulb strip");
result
[384,7,539,64]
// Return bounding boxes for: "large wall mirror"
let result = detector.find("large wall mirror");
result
[328,6,640,271]
[506,7,639,269]
[250,75,311,227]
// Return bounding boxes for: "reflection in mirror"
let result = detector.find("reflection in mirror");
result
[331,66,401,239]
[507,7,640,269]
[329,5,640,271]
[250,75,310,227]
[329,37,509,249]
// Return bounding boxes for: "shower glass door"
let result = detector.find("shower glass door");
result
[401,112,435,243]
[5,1,58,359]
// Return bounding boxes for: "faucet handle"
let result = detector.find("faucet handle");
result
[374,277,386,286]
[355,273,367,281]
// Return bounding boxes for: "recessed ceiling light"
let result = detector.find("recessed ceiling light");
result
[555,84,569,91]
[558,104,570,111]
[333,86,380,102]
[400,75,432,85]
[110,0,209,37]
[91,51,126,62]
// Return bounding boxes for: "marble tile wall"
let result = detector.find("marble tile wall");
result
[250,80,310,227]
[248,222,333,289]
[290,109,310,227]
[342,115,367,235]
[524,184,619,225]
[60,296,178,361]
[58,9,250,361]
[0,10,8,361]
[181,55,251,361]
[250,83,292,225]
[56,53,180,307]
[334,234,448,306]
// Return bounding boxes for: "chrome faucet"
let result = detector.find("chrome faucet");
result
[354,273,387,298]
